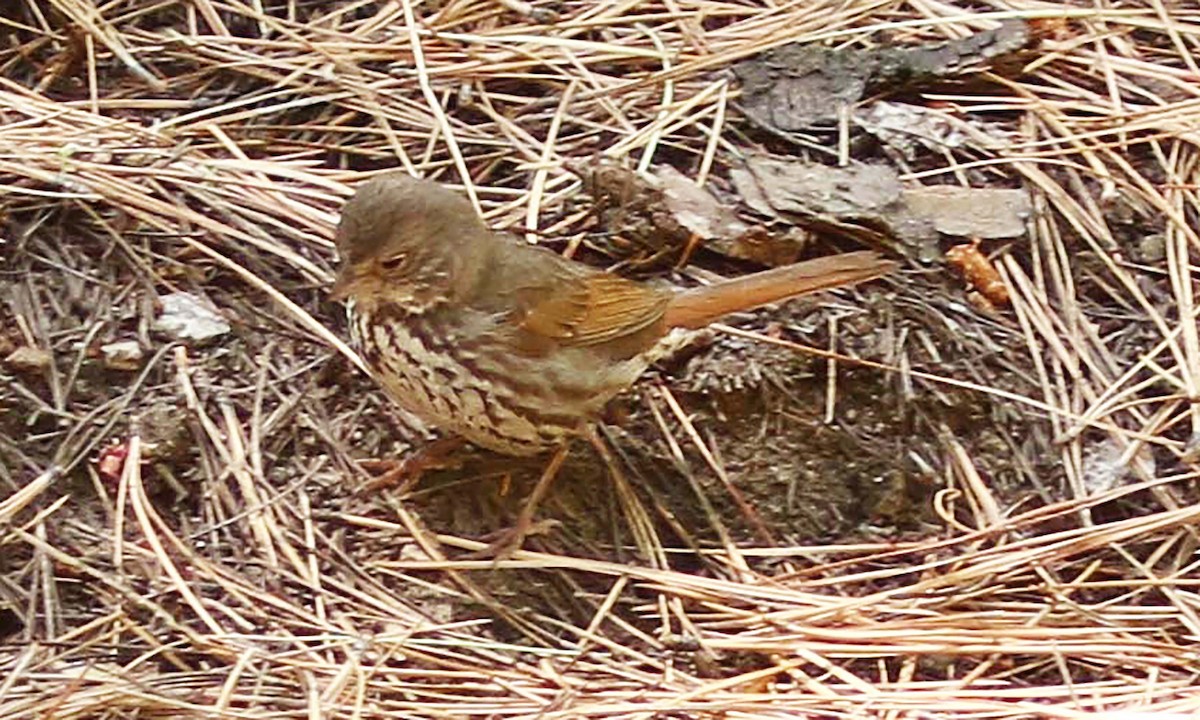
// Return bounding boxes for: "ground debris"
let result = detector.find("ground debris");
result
[855,101,1014,160]
[945,239,1011,308]
[1082,438,1156,494]
[905,185,1032,240]
[573,160,809,266]
[154,291,231,342]
[1,0,1196,711]
[3,345,52,374]
[733,20,1036,132]
[99,339,144,370]
[731,155,1032,261]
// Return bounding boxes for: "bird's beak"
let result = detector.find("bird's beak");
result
[329,266,359,301]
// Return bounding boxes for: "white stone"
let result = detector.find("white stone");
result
[100,340,144,370]
[155,292,230,341]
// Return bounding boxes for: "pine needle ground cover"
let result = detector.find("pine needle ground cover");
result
[2,2,1199,717]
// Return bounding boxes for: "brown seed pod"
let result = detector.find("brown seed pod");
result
[946,239,1010,307]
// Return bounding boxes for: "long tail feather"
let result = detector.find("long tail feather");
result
[663,251,896,330]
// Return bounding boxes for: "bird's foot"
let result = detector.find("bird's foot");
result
[355,436,466,496]
[466,517,562,560]
[463,443,571,559]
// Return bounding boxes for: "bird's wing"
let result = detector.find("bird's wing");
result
[511,270,672,355]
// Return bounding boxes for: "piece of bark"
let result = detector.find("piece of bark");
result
[904,185,1031,240]
[733,20,1036,132]
[731,155,1032,261]
[731,157,929,258]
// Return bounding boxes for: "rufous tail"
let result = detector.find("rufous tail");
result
[663,251,896,330]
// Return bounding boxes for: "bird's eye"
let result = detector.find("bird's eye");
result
[379,253,407,270]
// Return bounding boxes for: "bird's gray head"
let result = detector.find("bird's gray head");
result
[330,172,490,311]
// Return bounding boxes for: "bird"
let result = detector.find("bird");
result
[331,171,895,462]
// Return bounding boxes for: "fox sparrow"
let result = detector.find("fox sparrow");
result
[331,172,896,457]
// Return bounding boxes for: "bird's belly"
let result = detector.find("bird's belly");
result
[353,309,644,456]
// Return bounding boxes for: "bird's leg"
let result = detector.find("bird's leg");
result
[469,443,570,559]
[356,436,467,495]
